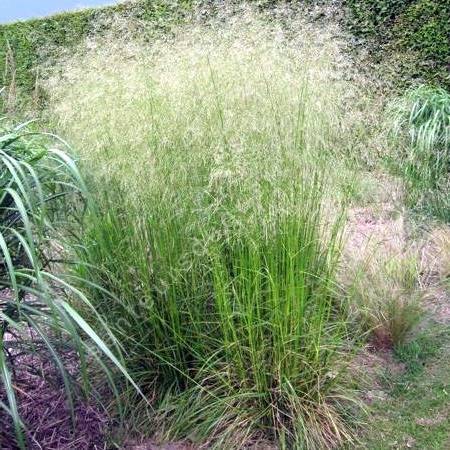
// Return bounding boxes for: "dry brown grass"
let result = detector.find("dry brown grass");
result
[342,201,423,347]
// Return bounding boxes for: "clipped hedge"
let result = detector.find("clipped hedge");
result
[346,0,450,88]
[1,0,449,109]
[0,0,193,109]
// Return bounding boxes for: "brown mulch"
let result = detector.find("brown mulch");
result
[0,330,109,450]
[125,442,197,450]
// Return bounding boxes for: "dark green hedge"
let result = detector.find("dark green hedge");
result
[346,0,450,88]
[1,0,449,110]
[0,0,193,109]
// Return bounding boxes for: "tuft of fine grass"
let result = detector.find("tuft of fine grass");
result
[46,9,363,448]
[388,84,450,221]
[347,252,423,348]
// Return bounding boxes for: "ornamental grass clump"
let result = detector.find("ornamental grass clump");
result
[47,10,360,448]
[389,84,450,221]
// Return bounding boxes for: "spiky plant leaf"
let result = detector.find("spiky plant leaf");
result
[0,120,136,447]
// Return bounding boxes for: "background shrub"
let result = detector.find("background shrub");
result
[345,0,450,88]
[0,0,193,110]
[1,0,449,113]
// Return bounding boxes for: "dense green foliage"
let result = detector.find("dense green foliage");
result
[0,121,136,447]
[0,0,193,108]
[346,0,450,87]
[389,85,450,221]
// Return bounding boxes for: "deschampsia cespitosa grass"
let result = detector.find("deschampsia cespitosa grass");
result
[45,8,366,449]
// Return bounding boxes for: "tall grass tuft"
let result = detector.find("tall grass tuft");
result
[47,11,360,448]
[346,252,422,348]
[389,84,450,221]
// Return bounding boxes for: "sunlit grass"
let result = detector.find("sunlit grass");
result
[45,10,365,448]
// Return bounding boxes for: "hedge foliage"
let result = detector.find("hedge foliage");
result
[346,0,450,88]
[0,0,193,109]
[0,0,449,109]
